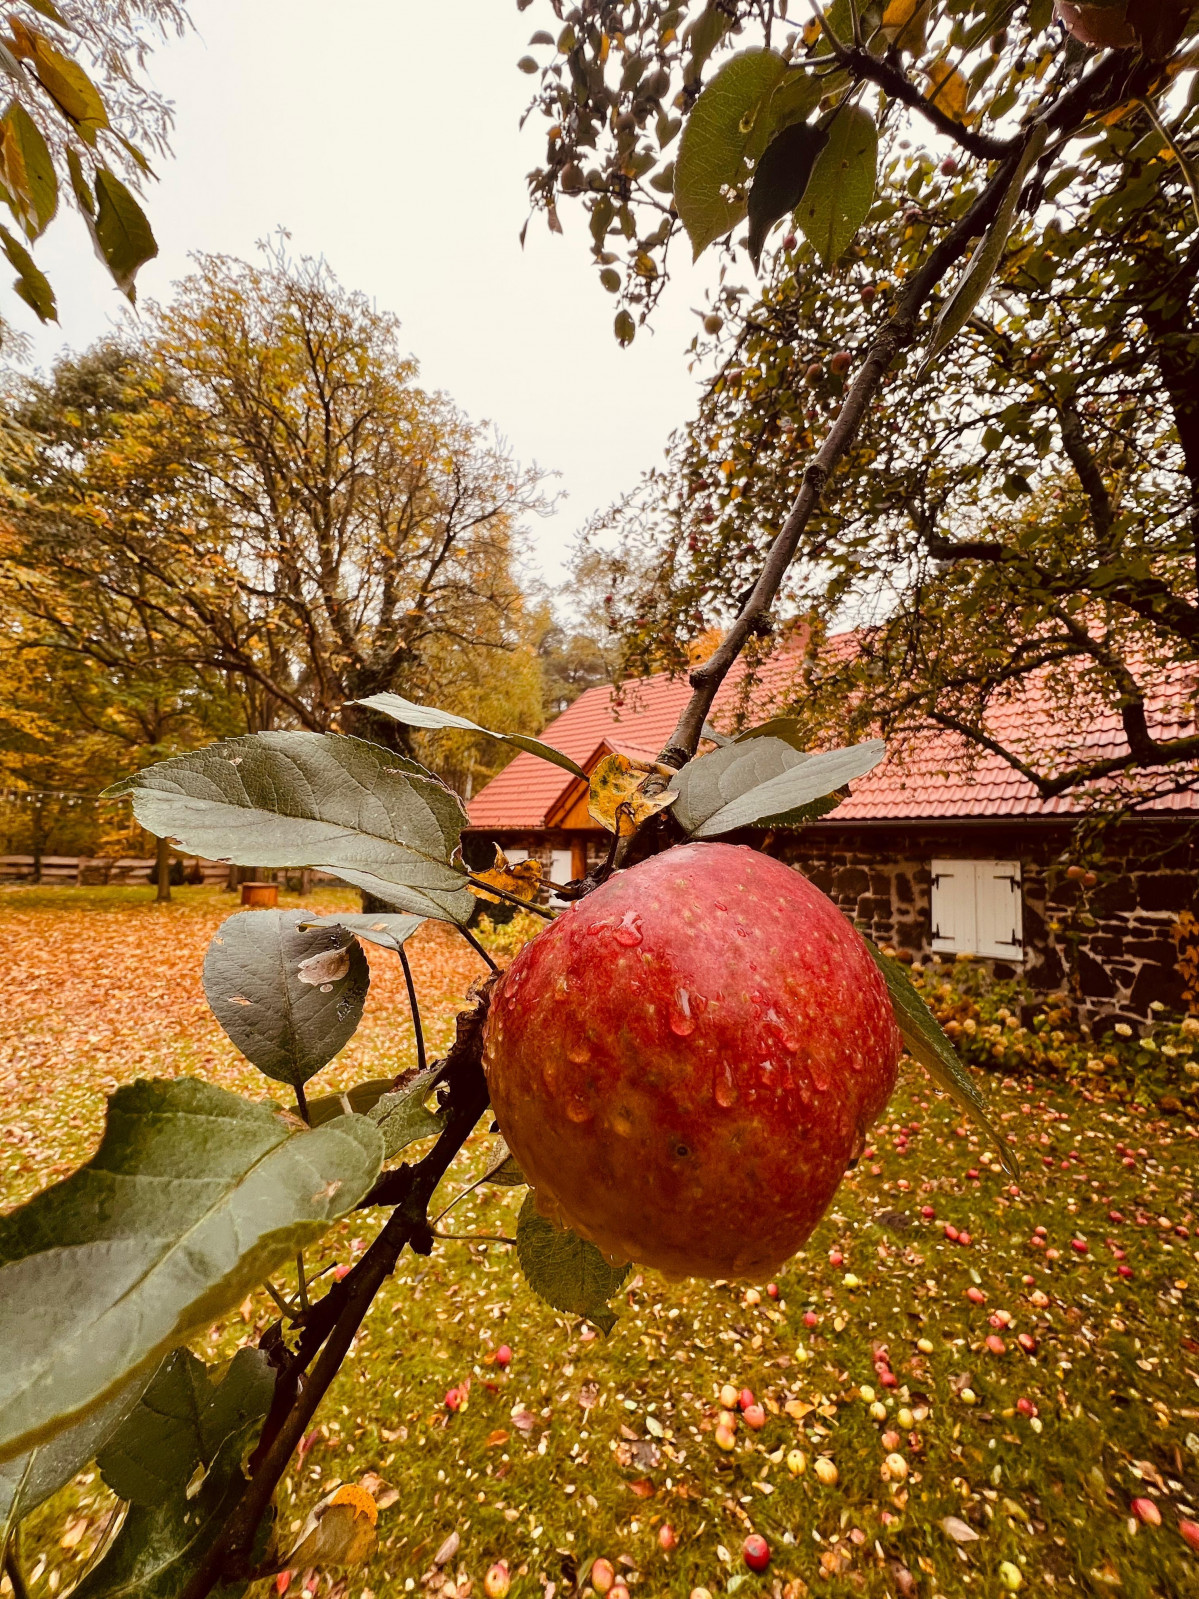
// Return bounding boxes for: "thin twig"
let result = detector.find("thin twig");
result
[293,1082,309,1124]
[465,875,554,919]
[398,945,427,1075]
[457,925,500,972]
[294,1253,309,1314]
[263,1279,296,1321]
[1138,96,1199,228]
[433,1230,516,1246]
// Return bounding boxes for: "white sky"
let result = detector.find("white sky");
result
[14,0,718,595]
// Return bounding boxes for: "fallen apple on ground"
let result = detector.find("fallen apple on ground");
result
[483,842,902,1278]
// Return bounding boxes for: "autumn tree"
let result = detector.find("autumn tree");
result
[1,250,550,761]
[553,0,1199,799]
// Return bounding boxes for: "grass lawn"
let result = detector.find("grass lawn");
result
[2,885,1198,1599]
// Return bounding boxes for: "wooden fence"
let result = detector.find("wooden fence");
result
[0,857,340,888]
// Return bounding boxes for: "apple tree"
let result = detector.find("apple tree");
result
[2,3,1191,1596]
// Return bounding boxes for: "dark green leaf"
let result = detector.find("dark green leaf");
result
[516,1193,630,1335]
[202,911,369,1089]
[669,735,812,834]
[0,1078,382,1464]
[864,940,1019,1177]
[1,1375,149,1546]
[91,168,156,298]
[920,125,1049,376]
[0,221,54,320]
[674,48,787,258]
[104,731,474,926]
[733,717,807,750]
[97,1347,272,1507]
[2,101,57,235]
[678,738,885,836]
[747,119,827,269]
[74,1417,264,1599]
[354,692,586,779]
[367,1067,446,1159]
[795,103,878,266]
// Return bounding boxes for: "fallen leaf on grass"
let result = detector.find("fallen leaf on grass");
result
[485,1430,510,1448]
[940,1515,979,1543]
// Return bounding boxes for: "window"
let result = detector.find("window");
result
[549,848,573,907]
[930,859,1023,961]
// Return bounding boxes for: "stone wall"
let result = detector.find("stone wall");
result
[773,820,1199,1029]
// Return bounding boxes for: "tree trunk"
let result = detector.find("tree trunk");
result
[155,835,172,903]
[31,799,44,885]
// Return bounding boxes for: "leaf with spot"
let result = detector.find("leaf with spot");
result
[0,1077,382,1465]
[96,1347,273,1507]
[674,48,788,258]
[795,103,878,267]
[295,911,424,954]
[305,1077,396,1128]
[354,690,586,779]
[481,1139,526,1188]
[516,1193,631,1335]
[677,739,885,836]
[104,731,475,926]
[202,910,369,1089]
[865,939,1018,1177]
[747,119,828,269]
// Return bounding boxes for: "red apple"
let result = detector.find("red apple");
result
[484,1561,511,1599]
[658,1522,678,1551]
[738,1388,756,1412]
[743,1534,771,1572]
[494,1344,513,1368]
[590,1558,615,1594]
[743,1403,767,1430]
[482,843,901,1277]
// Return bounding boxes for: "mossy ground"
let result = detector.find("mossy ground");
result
[1,886,1197,1599]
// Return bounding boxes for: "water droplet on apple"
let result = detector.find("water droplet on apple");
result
[614,911,643,947]
[567,1041,591,1064]
[565,1093,594,1124]
[714,1064,738,1108]
[611,1107,635,1136]
[668,988,695,1037]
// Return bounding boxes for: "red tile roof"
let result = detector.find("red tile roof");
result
[467,647,1198,829]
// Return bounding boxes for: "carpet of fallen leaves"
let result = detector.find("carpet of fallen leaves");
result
[3,885,1199,1599]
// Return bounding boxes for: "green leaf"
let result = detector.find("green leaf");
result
[680,739,885,837]
[74,1416,264,1599]
[202,911,370,1089]
[367,1067,446,1159]
[683,3,733,81]
[90,168,156,298]
[481,1139,527,1188]
[795,103,878,266]
[674,48,788,258]
[515,1193,631,1335]
[354,692,586,779]
[919,125,1049,376]
[865,940,1019,1178]
[296,911,424,954]
[104,731,475,926]
[1,1374,149,1547]
[748,119,828,269]
[97,1347,272,1508]
[670,735,812,834]
[0,1078,383,1465]
[305,1077,396,1127]
[0,221,54,320]
[65,145,93,215]
[1,101,57,235]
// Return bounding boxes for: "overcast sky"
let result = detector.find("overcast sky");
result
[15,0,718,595]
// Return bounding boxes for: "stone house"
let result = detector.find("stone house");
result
[465,656,1199,1027]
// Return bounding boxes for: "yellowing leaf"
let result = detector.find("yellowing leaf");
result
[880,0,930,53]
[469,844,545,903]
[285,1483,378,1569]
[587,753,678,836]
[924,60,970,123]
[25,32,108,141]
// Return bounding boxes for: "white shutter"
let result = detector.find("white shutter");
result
[930,859,976,955]
[975,860,1023,961]
[549,849,573,906]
